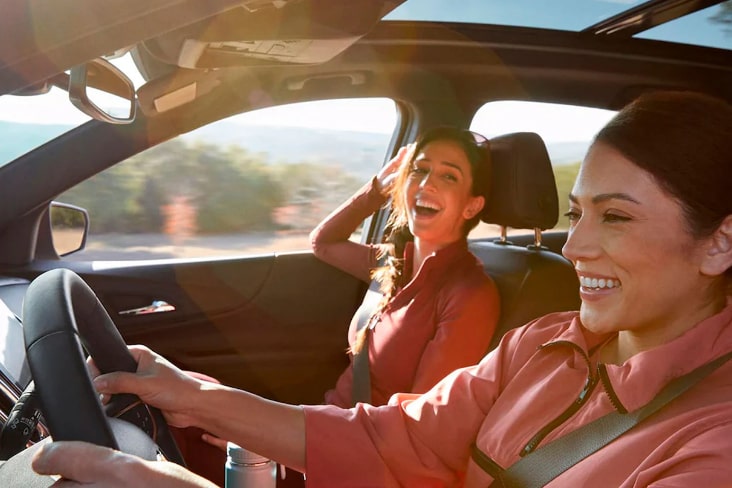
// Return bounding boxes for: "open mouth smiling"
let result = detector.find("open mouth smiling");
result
[579,275,622,290]
[414,198,441,217]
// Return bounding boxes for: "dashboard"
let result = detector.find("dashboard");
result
[0,277,32,423]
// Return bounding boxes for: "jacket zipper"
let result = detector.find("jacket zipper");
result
[597,362,628,414]
[520,341,598,456]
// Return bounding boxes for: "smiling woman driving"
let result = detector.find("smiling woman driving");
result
[32,90,732,487]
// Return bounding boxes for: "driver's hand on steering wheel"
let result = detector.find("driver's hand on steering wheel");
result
[32,441,216,488]
[89,345,207,429]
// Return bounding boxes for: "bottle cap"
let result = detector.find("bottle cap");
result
[227,442,270,465]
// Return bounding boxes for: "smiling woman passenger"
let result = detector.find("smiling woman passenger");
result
[34,91,732,487]
[310,126,500,408]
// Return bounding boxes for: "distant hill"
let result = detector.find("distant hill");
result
[0,119,588,172]
[0,121,75,164]
[182,121,590,168]
[182,121,592,166]
[181,122,393,180]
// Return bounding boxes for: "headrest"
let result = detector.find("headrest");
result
[480,132,559,230]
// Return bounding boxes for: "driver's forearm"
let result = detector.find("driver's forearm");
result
[190,384,306,472]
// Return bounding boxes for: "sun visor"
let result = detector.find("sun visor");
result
[136,68,222,117]
[145,0,406,69]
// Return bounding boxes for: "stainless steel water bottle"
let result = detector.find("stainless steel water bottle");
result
[225,442,277,488]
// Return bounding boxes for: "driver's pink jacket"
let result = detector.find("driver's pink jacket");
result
[303,298,732,487]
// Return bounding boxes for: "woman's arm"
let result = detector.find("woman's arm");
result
[309,146,410,282]
[92,346,307,471]
[33,441,219,488]
[303,361,504,487]
[308,178,385,282]
[34,318,547,487]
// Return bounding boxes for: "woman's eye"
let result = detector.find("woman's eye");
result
[410,166,428,175]
[602,213,631,223]
[563,209,581,222]
[442,173,458,182]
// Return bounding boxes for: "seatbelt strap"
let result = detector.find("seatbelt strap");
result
[474,349,732,488]
[351,278,382,406]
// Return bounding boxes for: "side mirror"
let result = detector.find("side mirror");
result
[50,202,89,257]
[69,58,136,124]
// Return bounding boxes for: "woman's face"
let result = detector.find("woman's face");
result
[402,139,484,250]
[562,142,718,341]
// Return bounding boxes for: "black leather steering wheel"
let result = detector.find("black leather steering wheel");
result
[21,268,185,465]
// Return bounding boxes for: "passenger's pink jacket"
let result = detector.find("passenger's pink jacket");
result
[303,298,732,487]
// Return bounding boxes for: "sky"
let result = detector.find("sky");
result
[386,0,732,50]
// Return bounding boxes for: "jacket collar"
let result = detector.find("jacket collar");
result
[395,239,472,303]
[603,297,732,411]
[544,297,732,412]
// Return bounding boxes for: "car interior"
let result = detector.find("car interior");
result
[0,0,731,485]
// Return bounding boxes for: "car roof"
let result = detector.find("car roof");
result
[1,0,730,103]
[0,0,246,95]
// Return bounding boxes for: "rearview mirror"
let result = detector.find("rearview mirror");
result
[69,58,136,124]
[50,202,89,257]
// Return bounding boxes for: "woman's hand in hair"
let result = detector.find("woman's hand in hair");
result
[376,143,414,196]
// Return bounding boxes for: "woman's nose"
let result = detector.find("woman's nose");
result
[419,171,435,190]
[561,218,598,263]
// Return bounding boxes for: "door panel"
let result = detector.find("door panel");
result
[75,253,363,405]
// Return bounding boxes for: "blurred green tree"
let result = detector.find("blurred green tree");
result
[57,138,367,236]
[58,162,141,233]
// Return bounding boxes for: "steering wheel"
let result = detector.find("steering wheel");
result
[21,268,185,465]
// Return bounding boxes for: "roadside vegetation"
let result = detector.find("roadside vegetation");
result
[57,137,580,258]
[58,139,362,236]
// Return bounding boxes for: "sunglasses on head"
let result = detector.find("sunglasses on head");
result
[468,130,490,148]
[412,127,490,153]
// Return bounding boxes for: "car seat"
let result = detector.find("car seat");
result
[471,132,581,351]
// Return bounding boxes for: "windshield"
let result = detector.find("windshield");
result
[0,54,143,168]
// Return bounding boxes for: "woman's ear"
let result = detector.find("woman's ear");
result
[463,196,485,220]
[700,214,732,277]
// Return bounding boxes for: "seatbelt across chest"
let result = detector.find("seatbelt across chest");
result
[472,349,732,488]
[351,278,382,406]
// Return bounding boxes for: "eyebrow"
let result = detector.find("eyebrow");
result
[415,156,465,175]
[568,192,641,205]
[441,161,465,174]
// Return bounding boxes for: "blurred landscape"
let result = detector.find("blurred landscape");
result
[5,120,580,261]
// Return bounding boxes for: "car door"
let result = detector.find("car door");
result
[49,97,401,405]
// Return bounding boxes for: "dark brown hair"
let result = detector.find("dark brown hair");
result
[594,90,732,279]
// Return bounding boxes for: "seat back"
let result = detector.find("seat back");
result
[471,132,580,350]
